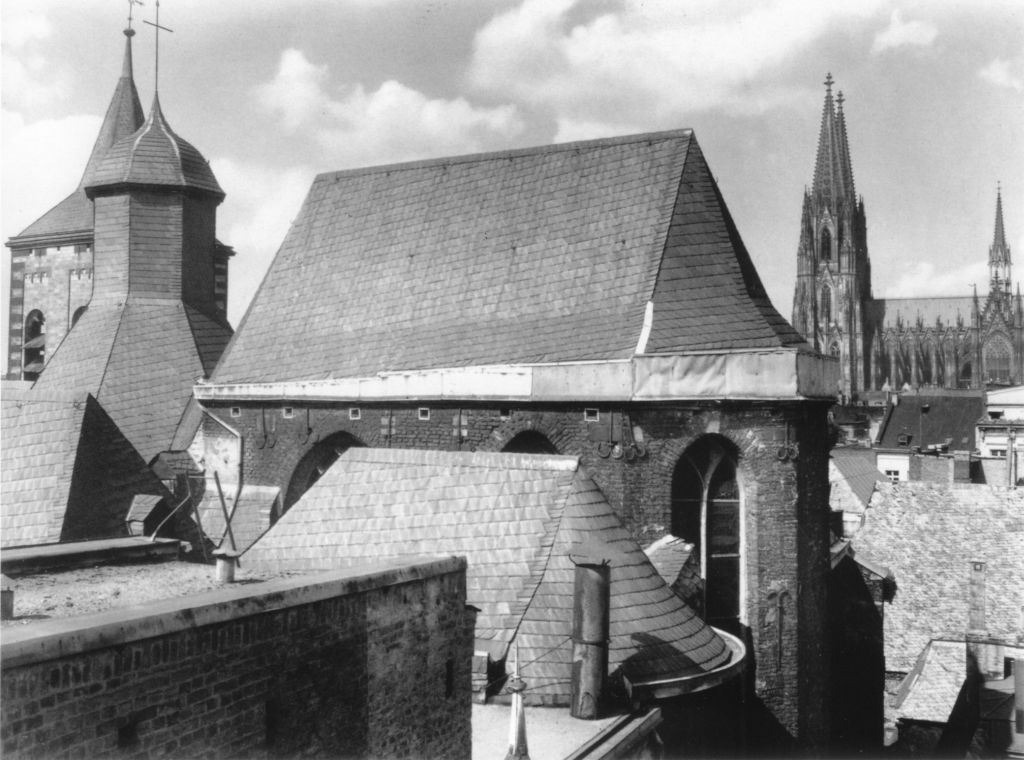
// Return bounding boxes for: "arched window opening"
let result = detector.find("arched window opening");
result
[22,310,46,381]
[670,436,742,632]
[985,342,1011,385]
[71,306,87,327]
[502,430,558,455]
[828,342,840,358]
[282,431,365,516]
[820,285,832,327]
[819,227,832,261]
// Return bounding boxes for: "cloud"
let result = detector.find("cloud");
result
[979,58,1024,92]
[1,9,70,109]
[211,158,317,325]
[468,0,885,134]
[1,109,100,240]
[871,10,938,54]
[255,48,524,168]
[883,260,988,299]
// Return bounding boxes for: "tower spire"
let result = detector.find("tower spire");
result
[77,23,146,189]
[811,73,854,209]
[989,184,1012,295]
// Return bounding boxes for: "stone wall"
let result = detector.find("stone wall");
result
[1,558,472,759]
[201,398,832,748]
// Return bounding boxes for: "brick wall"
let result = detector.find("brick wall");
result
[1,558,472,759]
[202,398,832,747]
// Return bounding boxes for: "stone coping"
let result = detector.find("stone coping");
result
[1,538,182,577]
[1,556,465,669]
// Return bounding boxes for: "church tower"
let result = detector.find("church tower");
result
[979,187,1022,385]
[792,74,871,400]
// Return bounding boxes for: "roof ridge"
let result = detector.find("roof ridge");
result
[314,128,694,183]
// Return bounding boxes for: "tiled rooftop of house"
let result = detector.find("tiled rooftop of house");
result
[212,129,806,386]
[830,447,883,511]
[243,447,732,704]
[875,392,984,451]
[853,481,1024,672]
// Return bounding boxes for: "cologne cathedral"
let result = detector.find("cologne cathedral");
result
[792,74,1019,401]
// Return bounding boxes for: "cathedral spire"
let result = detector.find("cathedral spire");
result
[811,74,856,210]
[989,185,1012,294]
[78,27,145,190]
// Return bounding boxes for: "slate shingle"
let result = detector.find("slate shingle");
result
[213,130,806,385]
[243,447,730,703]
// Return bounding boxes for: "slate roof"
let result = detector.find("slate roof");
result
[894,640,1024,725]
[197,485,279,553]
[830,447,882,510]
[875,392,983,451]
[244,448,732,703]
[32,299,232,462]
[853,481,1024,671]
[1,390,169,548]
[7,30,144,246]
[87,95,223,198]
[213,129,806,385]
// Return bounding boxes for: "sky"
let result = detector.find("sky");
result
[2,0,1022,352]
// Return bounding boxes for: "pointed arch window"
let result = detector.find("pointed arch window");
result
[985,340,1011,385]
[819,227,832,261]
[820,284,832,327]
[22,310,46,381]
[828,342,840,358]
[670,436,742,632]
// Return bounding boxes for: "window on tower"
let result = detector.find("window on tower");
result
[821,284,832,326]
[985,342,1011,385]
[820,227,832,260]
[22,310,46,382]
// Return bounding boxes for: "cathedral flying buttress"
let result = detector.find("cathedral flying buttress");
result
[793,75,1020,399]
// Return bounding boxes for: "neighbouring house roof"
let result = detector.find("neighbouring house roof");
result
[875,392,983,451]
[868,297,975,332]
[830,447,882,511]
[1,389,170,548]
[243,447,735,704]
[894,639,1024,725]
[211,129,808,388]
[32,301,231,462]
[853,481,1024,671]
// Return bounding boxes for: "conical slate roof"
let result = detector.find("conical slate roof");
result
[9,29,145,245]
[86,94,223,198]
[243,448,734,704]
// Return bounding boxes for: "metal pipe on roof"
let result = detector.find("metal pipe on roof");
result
[570,557,610,720]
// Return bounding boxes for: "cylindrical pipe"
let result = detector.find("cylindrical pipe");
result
[1011,658,1024,756]
[571,560,610,719]
[1,575,13,620]
[216,554,237,583]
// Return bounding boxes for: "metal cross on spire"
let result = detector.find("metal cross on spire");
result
[143,0,174,93]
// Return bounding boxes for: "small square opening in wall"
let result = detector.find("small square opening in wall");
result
[282,407,294,419]
[584,408,600,422]
[499,408,512,420]
[349,408,361,421]
[230,407,241,418]
[418,408,431,421]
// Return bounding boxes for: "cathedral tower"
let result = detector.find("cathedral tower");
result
[792,74,871,400]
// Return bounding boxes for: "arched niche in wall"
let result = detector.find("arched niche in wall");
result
[282,430,366,516]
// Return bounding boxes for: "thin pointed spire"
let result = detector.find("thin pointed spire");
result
[811,73,855,208]
[994,184,1008,250]
[78,27,145,189]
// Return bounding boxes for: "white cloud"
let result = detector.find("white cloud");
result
[883,260,988,299]
[870,10,938,54]
[979,58,1024,92]
[1,109,100,241]
[255,48,524,168]
[210,158,317,325]
[1,9,70,109]
[468,0,885,134]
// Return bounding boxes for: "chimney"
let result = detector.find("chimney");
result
[967,561,1004,680]
[570,556,611,720]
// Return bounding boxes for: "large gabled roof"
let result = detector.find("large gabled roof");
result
[212,129,806,386]
[32,300,232,462]
[243,448,733,704]
[875,392,983,451]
